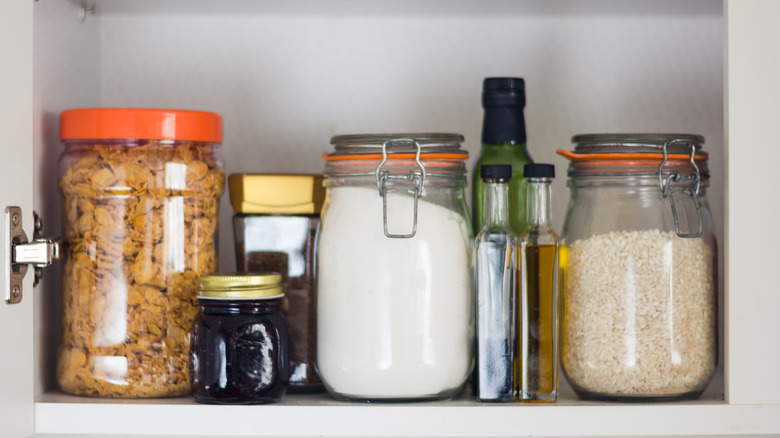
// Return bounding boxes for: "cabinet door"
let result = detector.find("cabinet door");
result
[725,0,780,405]
[0,1,35,437]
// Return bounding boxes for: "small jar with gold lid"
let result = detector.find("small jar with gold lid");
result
[228,173,324,392]
[191,273,289,404]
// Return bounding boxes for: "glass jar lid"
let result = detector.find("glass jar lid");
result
[560,133,709,239]
[559,133,709,178]
[324,133,468,239]
[329,133,466,156]
[570,133,705,154]
[325,133,468,178]
[198,273,284,300]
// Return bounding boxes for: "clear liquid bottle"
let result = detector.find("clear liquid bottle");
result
[472,77,533,235]
[518,163,559,402]
[474,164,516,402]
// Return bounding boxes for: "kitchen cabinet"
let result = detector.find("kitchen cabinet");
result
[1,0,779,436]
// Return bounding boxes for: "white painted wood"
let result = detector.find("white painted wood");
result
[725,0,780,405]
[14,0,780,436]
[0,1,35,437]
[32,0,101,398]
[34,392,780,437]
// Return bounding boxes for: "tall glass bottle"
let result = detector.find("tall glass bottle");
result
[474,165,516,402]
[472,77,533,235]
[518,163,558,403]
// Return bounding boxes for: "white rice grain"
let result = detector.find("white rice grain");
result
[562,229,716,396]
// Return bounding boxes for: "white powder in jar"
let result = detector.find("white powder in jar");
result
[317,186,473,399]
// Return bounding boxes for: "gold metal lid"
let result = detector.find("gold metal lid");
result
[198,273,284,300]
[228,173,325,214]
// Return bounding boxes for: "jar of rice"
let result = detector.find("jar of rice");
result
[557,134,717,402]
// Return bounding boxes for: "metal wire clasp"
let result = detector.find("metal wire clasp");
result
[375,139,426,238]
[657,139,703,238]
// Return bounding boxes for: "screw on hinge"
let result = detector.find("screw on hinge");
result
[11,285,20,299]
[79,3,95,22]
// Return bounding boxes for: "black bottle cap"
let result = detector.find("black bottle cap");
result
[481,164,512,180]
[524,163,555,178]
[482,77,526,108]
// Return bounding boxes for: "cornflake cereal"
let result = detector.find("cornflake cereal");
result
[57,140,224,397]
[562,229,716,398]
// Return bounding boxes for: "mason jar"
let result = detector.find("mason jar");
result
[317,133,474,401]
[558,133,717,402]
[192,273,289,404]
[56,108,224,397]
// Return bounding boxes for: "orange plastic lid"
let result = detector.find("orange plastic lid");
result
[60,108,223,142]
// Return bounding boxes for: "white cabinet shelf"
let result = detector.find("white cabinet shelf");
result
[37,391,780,437]
[1,0,779,437]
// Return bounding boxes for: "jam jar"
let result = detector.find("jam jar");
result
[191,273,289,404]
[57,108,224,398]
[557,134,717,401]
[317,133,474,401]
[229,173,324,392]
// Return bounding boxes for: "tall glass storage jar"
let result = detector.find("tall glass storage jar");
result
[557,134,717,402]
[229,173,324,392]
[317,134,474,401]
[56,108,224,397]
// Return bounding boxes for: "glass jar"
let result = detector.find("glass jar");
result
[191,273,289,404]
[229,173,324,392]
[317,133,474,401]
[56,108,224,397]
[557,133,717,402]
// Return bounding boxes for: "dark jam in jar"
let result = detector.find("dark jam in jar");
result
[192,273,289,404]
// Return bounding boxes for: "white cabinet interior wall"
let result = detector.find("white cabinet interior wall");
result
[8,0,775,436]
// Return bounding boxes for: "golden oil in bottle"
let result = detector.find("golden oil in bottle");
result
[516,163,559,403]
[518,243,558,401]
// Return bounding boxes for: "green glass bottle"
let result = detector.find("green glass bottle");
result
[472,77,533,235]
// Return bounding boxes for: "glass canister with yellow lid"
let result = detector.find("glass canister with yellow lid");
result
[229,173,324,392]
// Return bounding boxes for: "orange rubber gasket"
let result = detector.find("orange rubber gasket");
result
[323,153,468,162]
[574,159,698,168]
[557,149,708,162]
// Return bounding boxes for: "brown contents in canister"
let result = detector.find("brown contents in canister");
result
[57,141,224,397]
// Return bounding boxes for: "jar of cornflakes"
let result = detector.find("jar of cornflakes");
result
[56,108,224,397]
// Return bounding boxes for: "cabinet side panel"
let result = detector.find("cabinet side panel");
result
[725,0,780,405]
[33,0,101,397]
[0,0,35,436]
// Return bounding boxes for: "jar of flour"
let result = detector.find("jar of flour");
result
[317,133,474,401]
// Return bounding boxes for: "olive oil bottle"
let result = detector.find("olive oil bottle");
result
[472,77,533,235]
[517,163,559,402]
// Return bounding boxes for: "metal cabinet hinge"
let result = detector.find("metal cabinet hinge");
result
[4,207,60,304]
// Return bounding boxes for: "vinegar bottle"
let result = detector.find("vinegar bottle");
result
[474,164,516,402]
[517,163,559,402]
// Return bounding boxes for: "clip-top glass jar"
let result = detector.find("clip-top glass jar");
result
[191,273,289,404]
[557,134,717,402]
[317,133,474,401]
[56,108,224,397]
